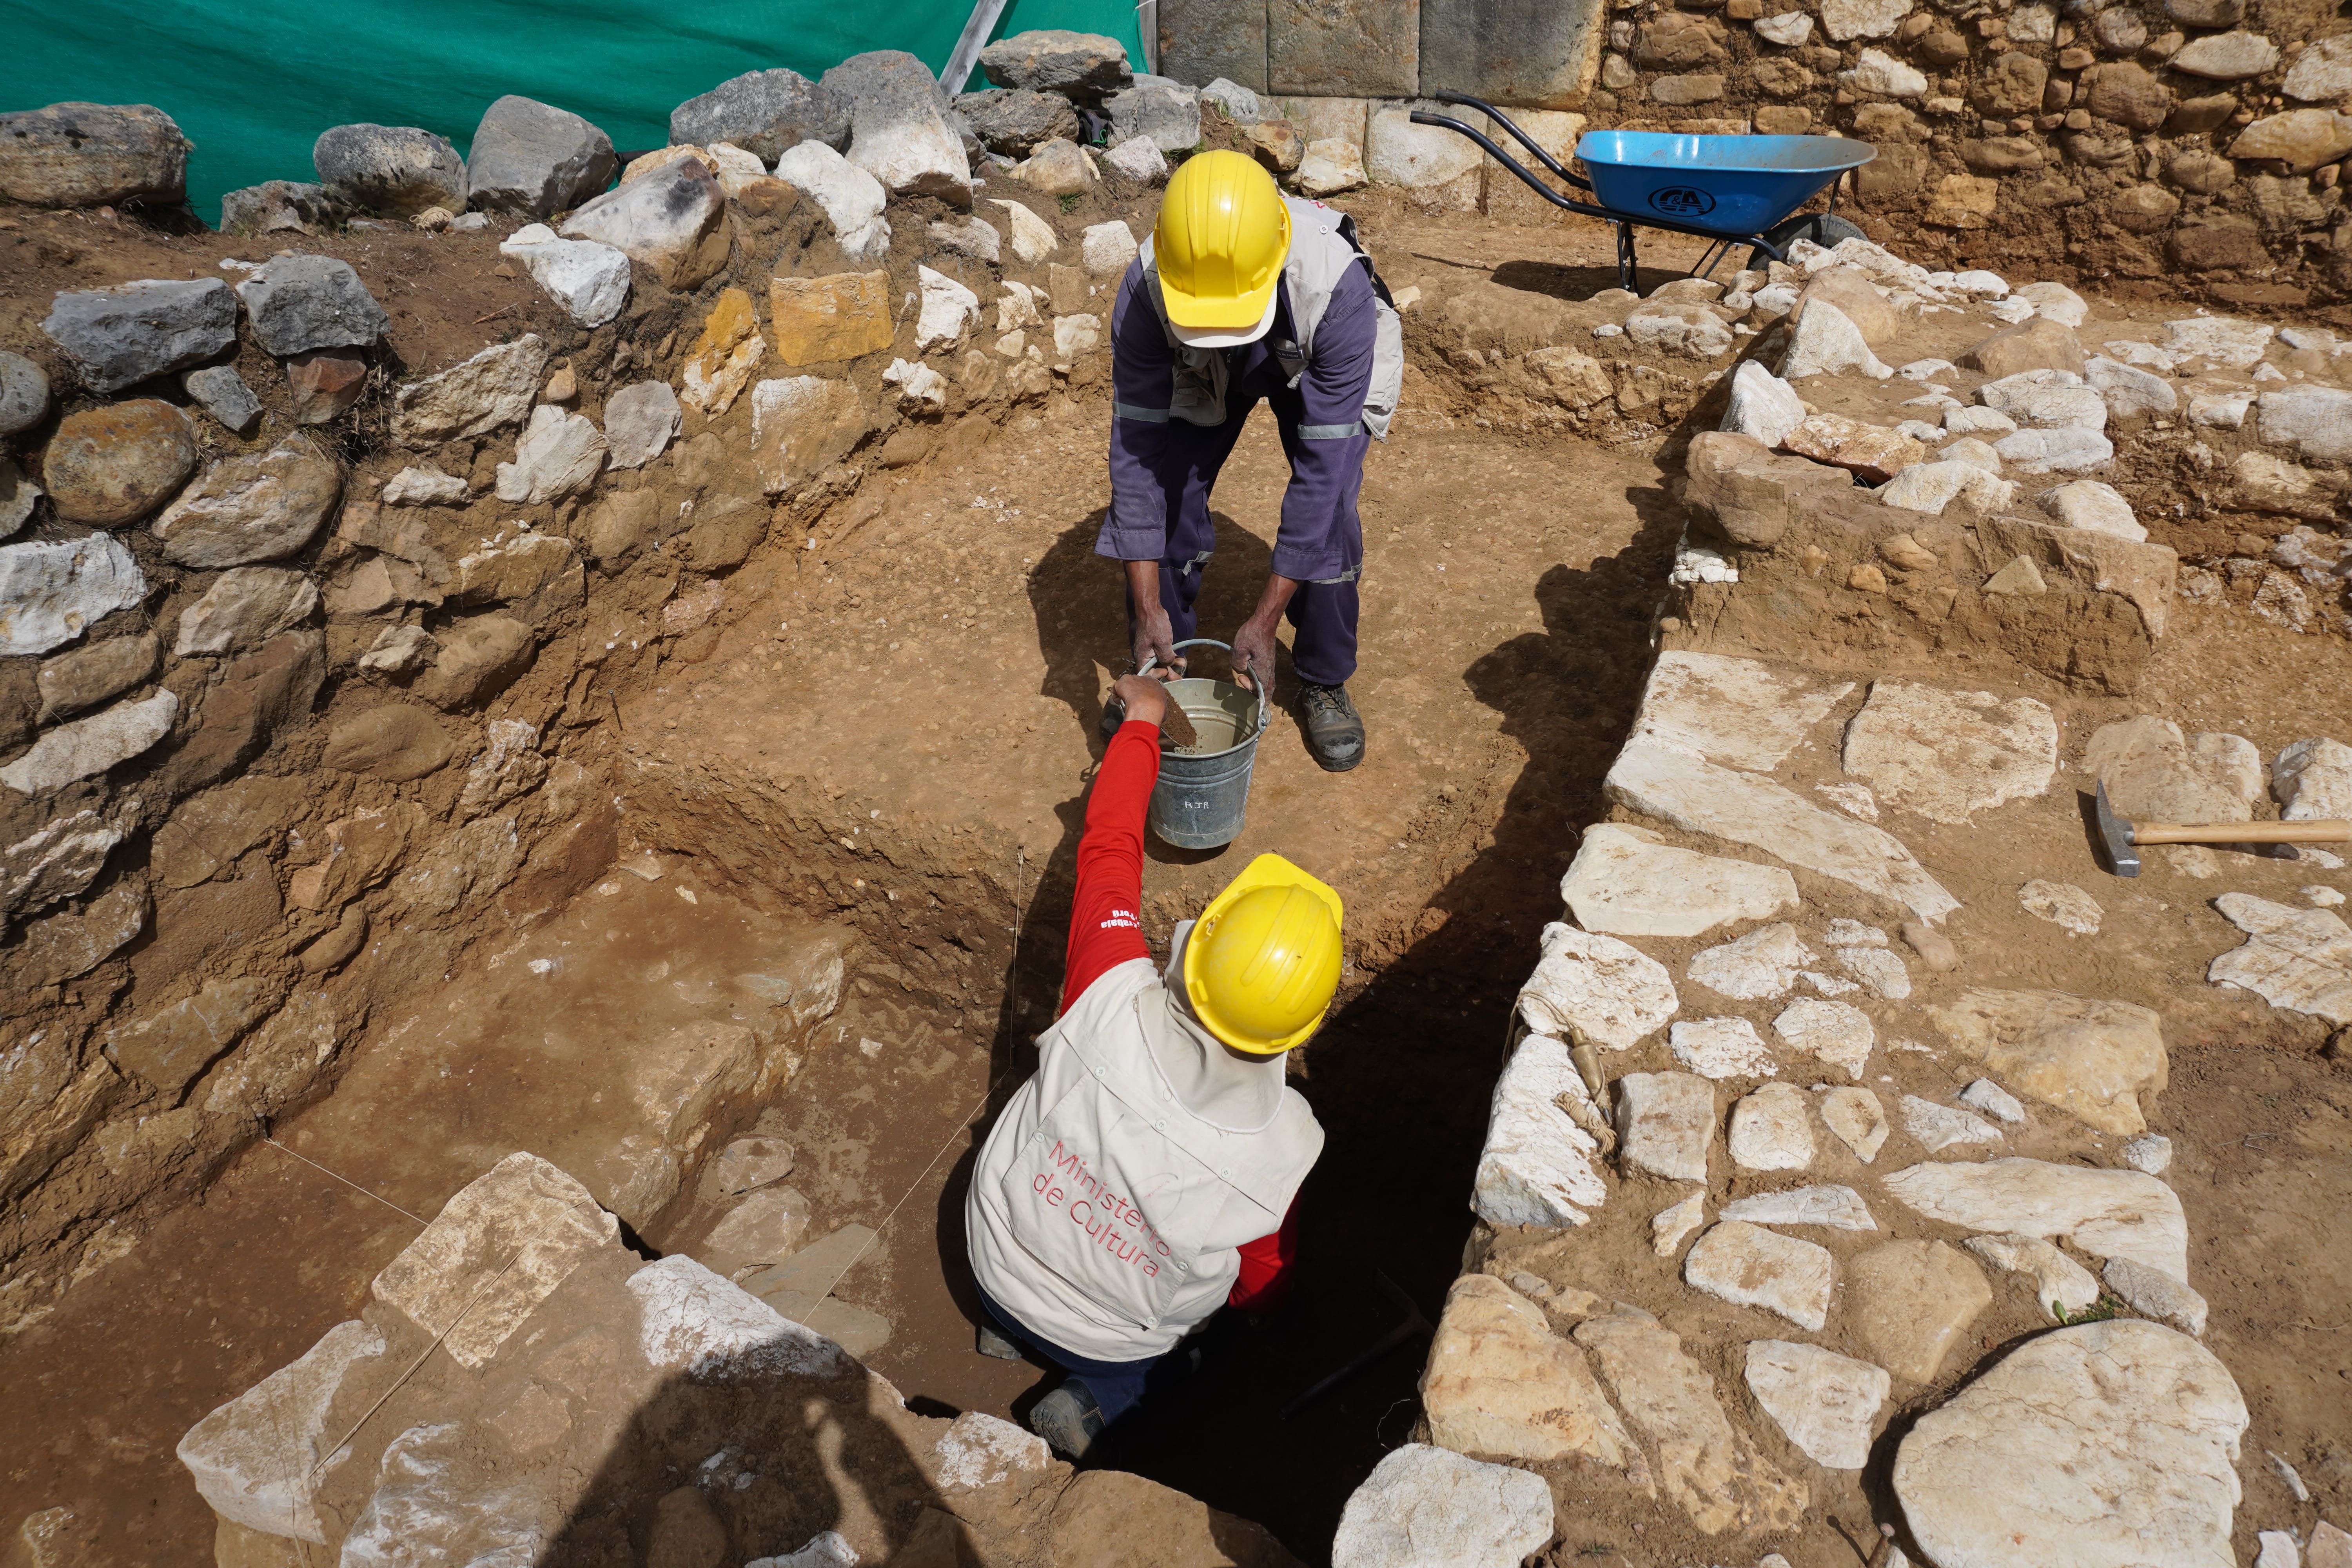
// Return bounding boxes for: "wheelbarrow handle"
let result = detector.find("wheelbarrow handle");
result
[1425,90,1590,190]
[1139,637,1272,728]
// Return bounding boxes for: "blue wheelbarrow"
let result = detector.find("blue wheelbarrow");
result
[1409,91,1877,289]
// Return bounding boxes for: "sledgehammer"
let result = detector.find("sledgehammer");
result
[1279,1273,1433,1420]
[2094,780,2351,877]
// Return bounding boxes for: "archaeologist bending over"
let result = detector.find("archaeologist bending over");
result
[1100,149,1403,772]
[965,673,1338,1458]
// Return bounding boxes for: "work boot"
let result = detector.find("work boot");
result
[976,1323,1024,1361]
[1298,683,1366,773]
[1028,1379,1106,1461]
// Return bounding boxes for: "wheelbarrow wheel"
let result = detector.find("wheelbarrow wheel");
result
[1750,211,1867,269]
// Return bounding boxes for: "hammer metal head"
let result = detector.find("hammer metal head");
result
[2094,780,2140,877]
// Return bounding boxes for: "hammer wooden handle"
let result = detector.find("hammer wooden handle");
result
[2131,820,2352,846]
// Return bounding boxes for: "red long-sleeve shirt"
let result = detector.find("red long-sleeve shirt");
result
[1060,719,1298,1315]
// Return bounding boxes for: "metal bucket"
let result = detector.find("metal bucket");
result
[1142,638,1271,850]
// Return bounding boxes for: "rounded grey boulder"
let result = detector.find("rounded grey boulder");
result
[219,180,348,236]
[466,95,617,218]
[954,89,1082,156]
[234,256,391,357]
[978,30,1135,103]
[0,352,51,437]
[41,278,239,395]
[0,102,191,209]
[313,123,467,217]
[671,69,849,162]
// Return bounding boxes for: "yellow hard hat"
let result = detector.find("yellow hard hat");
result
[1154,149,1292,340]
[1182,853,1343,1055]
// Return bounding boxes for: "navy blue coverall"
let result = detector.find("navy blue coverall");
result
[1097,259,1379,688]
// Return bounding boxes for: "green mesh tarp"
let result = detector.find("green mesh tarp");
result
[15,0,1143,224]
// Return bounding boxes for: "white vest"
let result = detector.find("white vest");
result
[965,958,1325,1363]
[1136,195,1405,441]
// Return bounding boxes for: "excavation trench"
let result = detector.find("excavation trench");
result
[0,295,1686,1561]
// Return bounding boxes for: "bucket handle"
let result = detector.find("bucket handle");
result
[1140,637,1271,735]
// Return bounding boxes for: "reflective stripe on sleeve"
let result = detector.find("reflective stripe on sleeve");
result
[1114,403,1172,423]
[1297,421,1361,441]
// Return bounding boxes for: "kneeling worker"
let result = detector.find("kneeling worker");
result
[1101,149,1403,771]
[965,674,1339,1458]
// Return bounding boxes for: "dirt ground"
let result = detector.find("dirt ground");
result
[4,191,2351,1566]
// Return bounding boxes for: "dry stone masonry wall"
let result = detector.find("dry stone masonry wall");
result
[1161,0,2352,304]
[1327,227,2352,1566]
[0,51,1174,1341]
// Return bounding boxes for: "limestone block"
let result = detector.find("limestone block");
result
[1771,998,1875,1077]
[1670,1016,1778,1078]
[1473,1032,1608,1227]
[560,157,730,290]
[1,690,177,795]
[390,336,550,447]
[1604,741,1961,922]
[1161,0,1270,93]
[1419,1274,1645,1469]
[1515,920,1678,1049]
[1847,1240,1992,1383]
[1270,0,1421,97]
[2256,385,2352,463]
[1626,650,1853,769]
[174,568,318,657]
[497,225,630,328]
[2276,737,2352,820]
[1894,1322,2247,1568]
[1899,1093,2006,1152]
[1818,1085,1888,1161]
[1778,301,1893,379]
[1926,988,2168,1135]
[1573,1309,1807,1533]
[2209,894,2352,1026]
[1420,0,1602,107]
[1329,1443,1557,1568]
[1615,1071,1715,1182]
[1720,1183,1875,1230]
[1690,922,1814,1002]
[1840,681,2057,827]
[768,271,893,367]
[1744,1340,1889,1468]
[2105,1254,2209,1335]
[1965,1232,2100,1320]
[1883,1157,2189,1281]
[0,534,148,658]
[750,376,868,497]
[176,1319,386,1542]
[494,405,606,506]
[697,1186,813,1278]
[773,141,891,262]
[628,1252,844,1377]
[1559,822,1797,938]
[372,1151,621,1368]
[1730,1082,1815,1171]
[1684,1220,1835,1330]
[1722,360,1807,447]
[916,266,984,352]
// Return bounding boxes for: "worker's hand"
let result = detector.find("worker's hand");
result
[1229,615,1279,694]
[1132,601,1179,683]
[1112,673,1171,731]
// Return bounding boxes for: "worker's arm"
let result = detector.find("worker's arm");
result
[1059,676,1169,1015]
[1100,264,1185,677]
[1231,267,1376,688]
[1228,1197,1301,1315]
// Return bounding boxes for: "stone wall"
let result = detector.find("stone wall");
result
[0,69,1152,1334]
[1166,0,2352,303]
